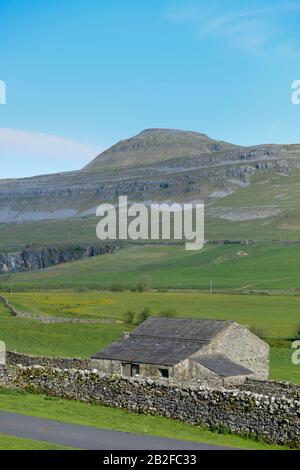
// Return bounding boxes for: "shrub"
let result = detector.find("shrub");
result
[158,307,177,318]
[134,307,152,325]
[134,275,152,292]
[123,310,135,325]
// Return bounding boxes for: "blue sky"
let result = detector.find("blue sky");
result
[1,0,300,178]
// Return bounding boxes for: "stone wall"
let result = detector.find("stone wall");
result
[240,378,300,400]
[3,364,299,448]
[6,351,92,370]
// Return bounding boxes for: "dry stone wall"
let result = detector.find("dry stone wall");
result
[239,378,300,400]
[6,351,91,370]
[2,364,298,448]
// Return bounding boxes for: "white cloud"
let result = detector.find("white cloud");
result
[0,128,100,161]
[165,1,300,52]
[0,128,102,178]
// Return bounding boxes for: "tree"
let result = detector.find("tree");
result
[134,274,152,292]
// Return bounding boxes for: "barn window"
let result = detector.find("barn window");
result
[122,363,140,377]
[159,368,169,378]
[131,364,140,376]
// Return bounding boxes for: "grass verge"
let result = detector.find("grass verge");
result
[0,432,73,450]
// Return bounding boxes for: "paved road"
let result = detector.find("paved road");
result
[0,411,231,450]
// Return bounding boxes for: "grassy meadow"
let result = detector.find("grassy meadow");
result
[2,242,300,291]
[0,433,73,450]
[4,290,300,338]
[0,301,125,358]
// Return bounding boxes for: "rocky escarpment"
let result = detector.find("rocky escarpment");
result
[0,244,119,274]
[0,131,300,226]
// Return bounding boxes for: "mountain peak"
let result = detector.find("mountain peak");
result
[83,128,236,171]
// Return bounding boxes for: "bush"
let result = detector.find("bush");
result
[134,307,152,325]
[133,275,152,292]
[158,307,177,318]
[123,310,135,325]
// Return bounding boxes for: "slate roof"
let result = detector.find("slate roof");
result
[92,318,232,366]
[192,354,253,377]
[130,317,232,341]
[92,336,204,365]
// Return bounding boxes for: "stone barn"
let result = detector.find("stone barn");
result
[91,318,269,386]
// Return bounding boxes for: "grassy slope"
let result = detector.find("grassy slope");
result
[270,348,300,383]
[2,169,300,247]
[0,302,125,358]
[0,433,73,450]
[0,389,290,450]
[3,242,300,291]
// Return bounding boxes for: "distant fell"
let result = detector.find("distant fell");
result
[83,128,237,170]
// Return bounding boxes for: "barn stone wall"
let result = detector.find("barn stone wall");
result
[91,359,174,379]
[174,358,249,388]
[200,323,269,379]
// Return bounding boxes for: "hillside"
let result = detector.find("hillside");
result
[1,128,300,246]
[83,128,237,170]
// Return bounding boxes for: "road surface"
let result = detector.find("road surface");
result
[0,411,232,450]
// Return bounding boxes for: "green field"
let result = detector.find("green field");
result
[0,389,290,450]
[0,433,72,450]
[4,290,300,338]
[3,243,300,291]
[0,301,125,357]
[1,291,299,383]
